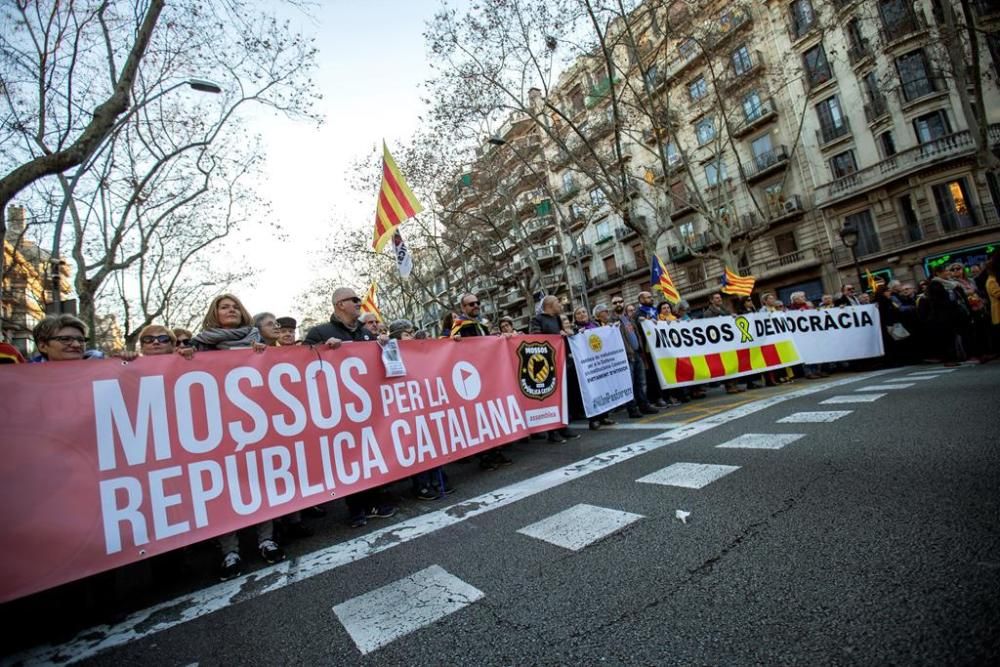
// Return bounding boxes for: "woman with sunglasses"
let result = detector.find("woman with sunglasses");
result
[137,325,194,359]
[29,314,105,362]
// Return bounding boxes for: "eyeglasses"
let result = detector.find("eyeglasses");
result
[140,334,173,345]
[464,301,480,307]
[48,335,86,345]
[339,297,362,305]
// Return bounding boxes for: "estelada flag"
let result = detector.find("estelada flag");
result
[720,266,755,297]
[360,282,383,322]
[373,142,423,252]
[650,254,681,304]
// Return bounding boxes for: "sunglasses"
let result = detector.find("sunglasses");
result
[339,297,362,305]
[177,339,193,347]
[48,335,86,345]
[464,301,480,307]
[140,334,173,345]
[612,300,624,305]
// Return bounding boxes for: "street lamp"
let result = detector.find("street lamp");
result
[838,219,863,288]
[488,134,590,313]
[49,78,222,315]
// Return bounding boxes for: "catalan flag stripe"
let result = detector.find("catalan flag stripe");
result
[372,142,424,251]
[655,341,798,385]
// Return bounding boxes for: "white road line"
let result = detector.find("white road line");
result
[516,504,644,551]
[778,410,852,423]
[603,422,683,431]
[716,433,806,450]
[14,368,896,666]
[857,383,914,391]
[904,375,940,380]
[637,462,741,489]
[332,565,484,655]
[820,393,886,404]
[908,369,957,375]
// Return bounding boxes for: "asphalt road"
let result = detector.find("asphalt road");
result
[5,363,999,666]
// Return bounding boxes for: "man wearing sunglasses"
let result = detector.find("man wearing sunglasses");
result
[303,287,396,527]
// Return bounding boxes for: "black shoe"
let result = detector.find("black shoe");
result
[600,417,616,426]
[282,521,314,541]
[547,432,566,443]
[219,551,242,581]
[302,505,327,518]
[639,405,659,415]
[348,512,367,529]
[259,540,285,564]
[589,420,601,430]
[745,383,762,390]
[479,454,498,470]
[415,486,439,501]
[560,429,581,440]
[628,409,643,419]
[490,450,513,466]
[529,433,547,441]
[365,505,397,519]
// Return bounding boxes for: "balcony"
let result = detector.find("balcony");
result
[541,268,566,288]
[723,50,765,92]
[705,9,751,49]
[732,98,778,138]
[816,125,1000,206]
[671,191,696,218]
[897,76,947,109]
[556,181,580,202]
[767,194,806,222]
[523,216,553,238]
[586,267,625,290]
[879,8,928,47]
[750,246,824,279]
[499,289,527,307]
[816,117,851,148]
[805,66,834,93]
[847,38,872,66]
[864,95,890,124]
[742,145,790,183]
[535,244,561,264]
[615,226,638,241]
[568,243,592,260]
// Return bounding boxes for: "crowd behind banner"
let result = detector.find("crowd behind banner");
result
[1,252,997,597]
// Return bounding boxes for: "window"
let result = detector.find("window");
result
[569,86,585,113]
[932,179,977,231]
[679,221,696,245]
[686,264,703,284]
[845,18,868,62]
[705,159,727,186]
[670,180,689,208]
[789,0,816,40]
[988,32,1000,75]
[775,231,798,256]
[862,71,887,119]
[569,203,584,219]
[878,131,897,158]
[603,254,618,275]
[590,188,607,206]
[898,194,923,242]
[731,45,753,75]
[879,0,920,37]
[844,210,881,255]
[644,65,660,89]
[662,141,680,165]
[816,95,849,143]
[678,38,697,60]
[764,182,784,210]
[562,172,576,191]
[913,110,950,144]
[829,150,858,179]
[803,44,832,89]
[742,90,765,121]
[896,49,937,101]
[696,117,716,145]
[751,134,776,169]
[689,76,708,101]
[631,242,647,267]
[595,219,611,240]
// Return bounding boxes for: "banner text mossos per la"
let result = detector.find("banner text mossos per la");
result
[0,337,566,602]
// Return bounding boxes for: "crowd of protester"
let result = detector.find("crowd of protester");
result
[2,253,997,581]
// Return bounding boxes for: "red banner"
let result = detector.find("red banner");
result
[0,336,566,602]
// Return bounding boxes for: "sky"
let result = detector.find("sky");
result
[234,0,452,320]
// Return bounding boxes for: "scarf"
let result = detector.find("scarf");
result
[193,326,261,350]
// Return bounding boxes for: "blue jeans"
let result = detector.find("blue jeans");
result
[628,354,650,408]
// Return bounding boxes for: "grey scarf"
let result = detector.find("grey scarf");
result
[193,326,261,350]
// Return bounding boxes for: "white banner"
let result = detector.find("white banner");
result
[568,327,633,417]
[757,305,883,364]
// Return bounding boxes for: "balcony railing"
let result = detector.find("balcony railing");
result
[847,38,871,65]
[742,145,789,182]
[805,66,834,92]
[732,97,777,138]
[568,243,592,260]
[768,194,806,220]
[897,76,946,106]
[832,205,1000,265]
[535,244,561,262]
[816,117,851,146]
[879,8,927,45]
[816,125,1000,206]
[724,50,764,91]
[864,94,889,123]
[615,226,638,241]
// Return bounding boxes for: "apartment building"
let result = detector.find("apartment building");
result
[420,0,999,328]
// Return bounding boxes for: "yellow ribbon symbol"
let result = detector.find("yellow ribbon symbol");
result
[735,316,753,343]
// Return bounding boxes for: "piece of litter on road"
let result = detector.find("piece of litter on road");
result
[675,510,691,524]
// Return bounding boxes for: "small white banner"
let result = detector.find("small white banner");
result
[568,327,634,417]
[763,305,884,364]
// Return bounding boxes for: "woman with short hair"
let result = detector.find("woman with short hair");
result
[30,314,104,362]
[253,312,281,346]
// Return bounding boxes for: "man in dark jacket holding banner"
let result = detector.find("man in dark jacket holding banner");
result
[529,296,580,443]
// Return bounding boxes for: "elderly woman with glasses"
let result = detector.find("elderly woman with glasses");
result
[29,314,105,362]
[253,312,282,347]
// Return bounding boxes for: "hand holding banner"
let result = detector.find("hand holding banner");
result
[567,327,633,417]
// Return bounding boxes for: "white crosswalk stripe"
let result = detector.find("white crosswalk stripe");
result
[778,410,852,423]
[716,433,805,450]
[637,462,740,489]
[332,565,484,655]
[857,383,914,390]
[517,504,644,551]
[821,393,885,404]
[905,375,939,381]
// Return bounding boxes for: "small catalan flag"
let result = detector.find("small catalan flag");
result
[720,266,755,297]
[650,254,681,304]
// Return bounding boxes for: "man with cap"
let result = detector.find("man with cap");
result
[276,317,298,345]
[304,287,394,527]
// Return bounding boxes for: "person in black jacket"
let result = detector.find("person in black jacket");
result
[529,296,580,443]
[304,286,396,528]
